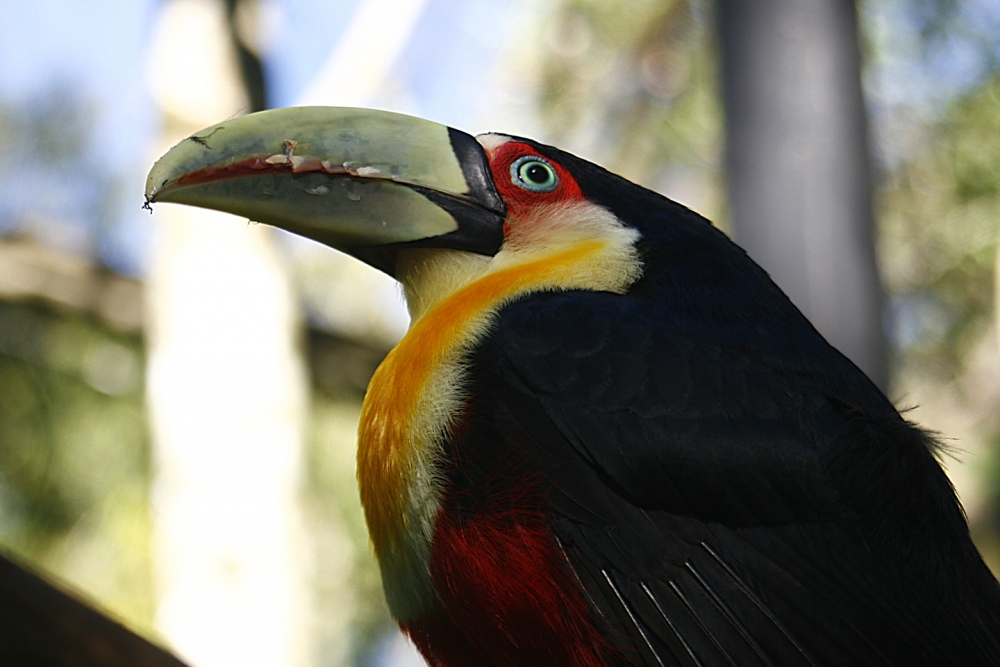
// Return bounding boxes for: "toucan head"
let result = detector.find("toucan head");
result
[145,107,737,318]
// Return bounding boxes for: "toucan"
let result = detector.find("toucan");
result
[147,107,1000,666]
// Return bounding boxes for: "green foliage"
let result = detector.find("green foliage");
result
[0,88,93,165]
[0,301,153,632]
[877,68,1000,573]
[305,396,395,667]
[879,74,1000,372]
[536,0,722,219]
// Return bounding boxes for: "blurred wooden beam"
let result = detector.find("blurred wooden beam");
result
[0,552,188,667]
[0,237,144,333]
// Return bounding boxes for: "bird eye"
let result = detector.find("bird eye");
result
[510,156,558,193]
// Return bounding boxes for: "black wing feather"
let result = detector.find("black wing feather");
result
[466,287,1000,666]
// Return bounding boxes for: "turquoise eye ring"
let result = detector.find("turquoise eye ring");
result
[510,155,559,193]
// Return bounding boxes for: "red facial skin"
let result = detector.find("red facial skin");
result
[486,141,587,230]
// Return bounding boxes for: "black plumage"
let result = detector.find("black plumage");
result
[444,142,1000,665]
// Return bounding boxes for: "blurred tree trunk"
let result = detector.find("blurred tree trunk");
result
[146,2,308,666]
[718,0,886,389]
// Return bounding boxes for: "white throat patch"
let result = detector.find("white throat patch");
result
[475,132,513,155]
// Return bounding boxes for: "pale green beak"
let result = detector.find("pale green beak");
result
[145,107,506,275]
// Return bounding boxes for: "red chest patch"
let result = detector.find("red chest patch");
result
[401,489,620,667]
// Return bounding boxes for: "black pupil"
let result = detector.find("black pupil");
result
[525,163,549,184]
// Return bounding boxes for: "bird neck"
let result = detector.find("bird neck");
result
[357,201,642,622]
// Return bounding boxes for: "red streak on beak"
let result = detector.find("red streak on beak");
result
[170,156,358,189]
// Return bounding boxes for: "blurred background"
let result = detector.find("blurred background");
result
[1,0,999,665]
